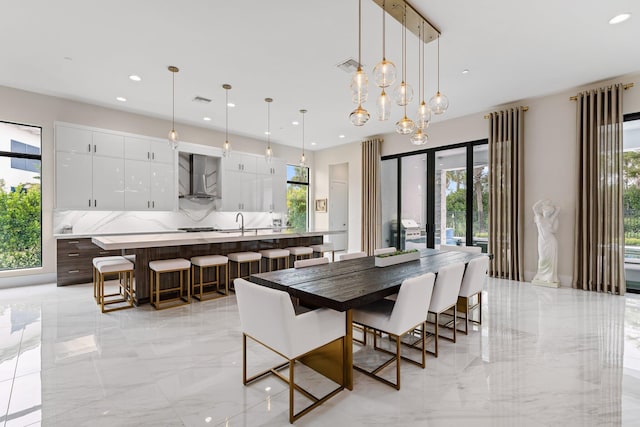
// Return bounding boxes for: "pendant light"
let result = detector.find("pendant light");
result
[299,109,307,167]
[349,0,370,126]
[265,98,273,163]
[394,5,414,135]
[222,84,232,157]
[374,0,394,121]
[167,66,179,149]
[393,5,413,107]
[428,35,449,115]
[410,22,428,145]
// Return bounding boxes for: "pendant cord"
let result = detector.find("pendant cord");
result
[358,0,362,67]
[172,72,175,130]
[382,0,385,59]
[422,22,426,103]
[402,5,407,117]
[302,111,305,156]
[225,88,229,142]
[437,35,440,93]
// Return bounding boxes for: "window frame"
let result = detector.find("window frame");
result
[286,164,310,230]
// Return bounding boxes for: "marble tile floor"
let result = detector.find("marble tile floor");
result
[1,278,640,426]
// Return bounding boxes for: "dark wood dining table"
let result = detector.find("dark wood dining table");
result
[249,248,486,390]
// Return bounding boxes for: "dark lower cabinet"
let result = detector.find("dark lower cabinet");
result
[56,238,120,286]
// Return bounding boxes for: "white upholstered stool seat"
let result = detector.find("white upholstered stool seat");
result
[234,278,346,423]
[339,251,367,261]
[310,242,335,262]
[260,248,290,271]
[92,256,135,313]
[190,255,229,301]
[149,258,191,310]
[227,252,261,289]
[285,246,313,261]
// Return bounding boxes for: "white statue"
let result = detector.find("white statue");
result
[532,199,560,285]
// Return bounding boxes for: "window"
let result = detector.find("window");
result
[0,121,42,271]
[623,113,640,292]
[286,165,309,230]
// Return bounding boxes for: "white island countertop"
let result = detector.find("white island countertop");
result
[92,229,345,250]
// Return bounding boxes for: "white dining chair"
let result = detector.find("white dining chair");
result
[457,255,489,334]
[426,262,465,357]
[439,244,482,253]
[339,251,367,261]
[234,278,346,423]
[352,272,435,390]
[294,257,329,268]
[373,247,397,256]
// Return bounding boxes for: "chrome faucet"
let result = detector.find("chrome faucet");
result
[235,212,244,234]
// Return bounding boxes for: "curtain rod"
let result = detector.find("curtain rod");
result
[483,106,529,119]
[569,83,634,101]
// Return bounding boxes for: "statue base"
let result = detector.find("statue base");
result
[532,279,559,288]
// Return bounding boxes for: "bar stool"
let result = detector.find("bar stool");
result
[190,255,229,301]
[227,252,262,290]
[93,256,134,313]
[260,248,290,272]
[286,246,313,266]
[149,258,191,310]
[310,242,335,262]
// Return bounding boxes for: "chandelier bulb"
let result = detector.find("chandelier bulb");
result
[395,115,415,135]
[393,82,413,106]
[428,91,449,115]
[410,128,428,145]
[350,104,370,126]
[377,89,391,121]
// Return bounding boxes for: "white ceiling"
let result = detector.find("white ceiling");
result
[2,0,640,151]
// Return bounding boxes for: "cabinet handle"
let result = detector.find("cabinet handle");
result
[152,152,155,160]
[148,152,150,159]
[147,201,150,208]
[94,144,97,153]
[88,199,91,207]
[152,201,155,208]
[88,144,91,152]
[68,253,80,257]
[68,270,80,274]
[67,241,79,244]
[94,200,97,207]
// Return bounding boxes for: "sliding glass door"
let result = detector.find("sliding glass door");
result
[381,139,488,252]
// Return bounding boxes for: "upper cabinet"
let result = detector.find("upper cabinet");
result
[55,123,176,211]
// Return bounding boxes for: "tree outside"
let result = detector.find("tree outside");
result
[0,181,42,270]
[286,166,308,230]
[624,150,640,247]
[444,166,488,238]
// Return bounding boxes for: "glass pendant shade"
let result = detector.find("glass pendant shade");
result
[393,82,413,106]
[376,89,391,121]
[222,83,232,157]
[395,115,415,135]
[350,68,369,104]
[223,140,230,158]
[428,91,449,115]
[410,128,428,145]
[350,104,370,126]
[299,153,306,167]
[168,129,179,150]
[373,59,397,88]
[265,145,273,163]
[167,66,179,150]
[415,101,431,129]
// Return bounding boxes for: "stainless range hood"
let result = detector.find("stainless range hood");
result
[178,152,220,200]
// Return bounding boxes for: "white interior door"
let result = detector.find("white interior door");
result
[329,180,348,251]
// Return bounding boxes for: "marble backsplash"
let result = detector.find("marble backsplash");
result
[53,203,284,236]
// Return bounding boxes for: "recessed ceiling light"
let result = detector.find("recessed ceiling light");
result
[227,103,236,108]
[63,56,72,61]
[203,117,211,121]
[462,69,470,74]
[311,142,317,146]
[339,134,345,139]
[264,131,271,135]
[129,75,142,82]
[609,13,631,24]
[116,97,127,102]
[292,121,299,126]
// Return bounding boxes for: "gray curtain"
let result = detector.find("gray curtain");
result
[361,138,383,255]
[573,84,625,294]
[488,107,525,281]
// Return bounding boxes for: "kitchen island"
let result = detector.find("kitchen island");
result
[92,229,344,304]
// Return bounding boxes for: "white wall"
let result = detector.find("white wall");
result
[0,84,313,281]
[314,73,640,285]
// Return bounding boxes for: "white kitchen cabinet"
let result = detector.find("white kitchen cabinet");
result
[224,152,257,173]
[56,126,92,154]
[221,170,257,211]
[92,132,124,158]
[92,156,125,209]
[55,151,124,210]
[256,158,287,213]
[125,137,174,164]
[124,159,175,211]
[56,151,92,209]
